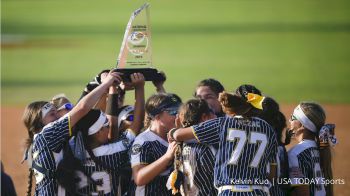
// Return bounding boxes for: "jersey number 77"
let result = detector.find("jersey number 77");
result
[227,129,268,167]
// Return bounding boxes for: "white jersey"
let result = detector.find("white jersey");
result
[130,128,172,196]
[288,140,326,196]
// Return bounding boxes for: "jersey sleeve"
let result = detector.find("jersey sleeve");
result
[192,117,223,145]
[288,150,305,186]
[124,129,136,142]
[130,141,153,168]
[93,139,131,170]
[40,114,71,152]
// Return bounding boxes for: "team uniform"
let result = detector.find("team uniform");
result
[130,128,173,196]
[192,116,277,196]
[76,130,135,195]
[182,142,218,196]
[31,114,71,196]
[269,145,288,196]
[288,140,326,196]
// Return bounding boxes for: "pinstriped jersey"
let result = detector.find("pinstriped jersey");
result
[192,116,277,187]
[288,140,326,196]
[182,143,217,196]
[32,115,71,196]
[77,131,135,195]
[269,145,288,196]
[130,129,172,196]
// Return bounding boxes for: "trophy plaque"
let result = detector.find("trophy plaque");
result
[115,3,165,82]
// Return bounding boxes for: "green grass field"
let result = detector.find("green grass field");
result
[2,0,350,105]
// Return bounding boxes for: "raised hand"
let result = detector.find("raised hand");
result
[165,141,177,160]
[130,73,145,89]
[102,70,123,86]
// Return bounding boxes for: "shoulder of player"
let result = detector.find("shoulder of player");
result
[132,129,168,149]
[41,115,69,133]
[133,129,151,144]
[92,140,131,157]
[251,117,273,127]
[289,140,317,156]
[194,116,225,128]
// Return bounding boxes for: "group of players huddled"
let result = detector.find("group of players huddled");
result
[22,69,338,196]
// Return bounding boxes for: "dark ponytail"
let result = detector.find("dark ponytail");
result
[260,97,287,145]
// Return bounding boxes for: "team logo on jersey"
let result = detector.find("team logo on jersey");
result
[131,144,142,155]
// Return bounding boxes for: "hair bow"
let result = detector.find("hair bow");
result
[247,93,265,110]
[319,124,338,147]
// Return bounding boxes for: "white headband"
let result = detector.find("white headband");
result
[88,112,108,135]
[118,105,134,128]
[293,105,317,133]
[41,103,54,119]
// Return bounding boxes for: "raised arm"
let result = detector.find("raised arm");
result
[170,127,196,142]
[128,73,145,135]
[152,71,166,93]
[69,71,122,128]
[105,85,120,140]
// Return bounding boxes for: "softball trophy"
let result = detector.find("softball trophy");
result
[115,3,165,82]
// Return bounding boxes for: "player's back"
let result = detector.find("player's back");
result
[77,131,134,195]
[215,116,277,186]
[192,116,277,195]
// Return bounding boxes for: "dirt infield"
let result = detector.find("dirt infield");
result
[1,105,350,195]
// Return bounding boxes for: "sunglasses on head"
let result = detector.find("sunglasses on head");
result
[125,114,134,122]
[290,114,298,121]
[57,103,73,111]
[164,109,178,116]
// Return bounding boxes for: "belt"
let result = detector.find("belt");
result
[218,185,270,195]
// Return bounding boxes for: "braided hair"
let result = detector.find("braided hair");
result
[22,101,48,196]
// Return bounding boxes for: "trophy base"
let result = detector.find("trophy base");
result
[114,68,165,82]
